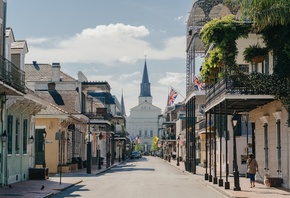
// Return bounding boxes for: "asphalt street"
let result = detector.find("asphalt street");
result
[53,156,224,198]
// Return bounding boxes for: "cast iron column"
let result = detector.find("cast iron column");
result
[204,112,208,180]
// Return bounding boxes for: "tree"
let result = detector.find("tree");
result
[134,143,142,151]
[151,136,159,151]
[241,0,290,31]
[241,0,290,111]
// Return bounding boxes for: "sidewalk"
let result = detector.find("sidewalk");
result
[0,161,121,198]
[1,158,290,198]
[165,157,290,198]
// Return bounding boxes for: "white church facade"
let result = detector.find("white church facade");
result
[126,60,161,152]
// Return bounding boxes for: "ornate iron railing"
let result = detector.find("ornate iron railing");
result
[0,55,25,93]
[206,75,273,104]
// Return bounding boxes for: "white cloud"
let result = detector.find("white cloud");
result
[176,16,184,21]
[158,72,185,86]
[25,23,186,65]
[26,37,50,44]
[119,72,140,80]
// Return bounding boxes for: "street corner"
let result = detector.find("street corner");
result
[52,179,83,191]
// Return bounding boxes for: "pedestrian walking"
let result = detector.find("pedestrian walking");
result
[246,153,259,188]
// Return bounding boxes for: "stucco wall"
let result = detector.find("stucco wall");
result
[250,100,289,188]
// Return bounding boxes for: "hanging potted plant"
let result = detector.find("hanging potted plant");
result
[243,44,268,64]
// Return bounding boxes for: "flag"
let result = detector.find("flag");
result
[194,75,204,91]
[167,87,178,106]
[153,136,159,144]
[135,136,141,144]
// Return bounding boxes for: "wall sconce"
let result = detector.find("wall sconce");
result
[29,135,34,144]
[1,130,7,142]
[43,131,47,138]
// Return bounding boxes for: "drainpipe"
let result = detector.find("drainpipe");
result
[1,93,7,185]
[2,0,7,58]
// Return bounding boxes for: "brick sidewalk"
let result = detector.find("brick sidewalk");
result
[0,162,119,198]
[165,157,290,198]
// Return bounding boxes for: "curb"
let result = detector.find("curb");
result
[43,180,84,198]
[161,158,236,198]
[201,181,235,198]
[95,161,125,175]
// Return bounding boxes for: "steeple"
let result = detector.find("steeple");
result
[121,89,126,116]
[139,59,151,97]
[139,58,152,104]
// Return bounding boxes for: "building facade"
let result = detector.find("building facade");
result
[127,60,161,151]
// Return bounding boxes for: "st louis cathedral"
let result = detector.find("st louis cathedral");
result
[126,60,161,152]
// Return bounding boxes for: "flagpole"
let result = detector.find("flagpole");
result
[166,86,170,107]
[171,86,185,99]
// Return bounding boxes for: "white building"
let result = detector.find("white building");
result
[126,60,161,151]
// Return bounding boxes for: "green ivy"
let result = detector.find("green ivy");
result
[200,15,251,77]
[238,73,290,111]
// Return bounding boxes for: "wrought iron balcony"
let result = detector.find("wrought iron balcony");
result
[205,75,275,113]
[161,133,176,141]
[0,55,25,94]
[84,112,112,120]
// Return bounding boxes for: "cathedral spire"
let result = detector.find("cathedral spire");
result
[140,58,151,97]
[121,89,126,116]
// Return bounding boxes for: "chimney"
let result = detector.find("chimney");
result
[51,62,61,82]
[48,82,56,91]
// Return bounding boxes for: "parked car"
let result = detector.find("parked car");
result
[130,151,141,159]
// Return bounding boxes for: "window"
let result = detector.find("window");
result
[276,119,282,176]
[23,119,28,154]
[251,63,258,73]
[264,123,269,170]
[139,130,142,137]
[150,130,153,137]
[145,130,148,137]
[239,64,249,73]
[7,115,13,154]
[15,118,20,154]
[264,55,269,75]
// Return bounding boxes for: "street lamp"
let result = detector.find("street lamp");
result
[42,131,47,168]
[1,131,7,142]
[29,135,34,144]
[176,135,180,166]
[231,111,241,191]
[118,140,122,162]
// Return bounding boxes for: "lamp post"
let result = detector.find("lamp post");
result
[98,133,102,170]
[118,140,122,162]
[42,131,47,168]
[29,135,34,168]
[87,131,92,174]
[177,135,180,166]
[1,131,7,186]
[231,111,241,191]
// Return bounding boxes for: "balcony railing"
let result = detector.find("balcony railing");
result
[0,55,25,93]
[206,75,273,104]
[84,112,112,120]
[161,133,176,141]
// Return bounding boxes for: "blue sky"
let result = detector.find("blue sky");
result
[6,0,196,115]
